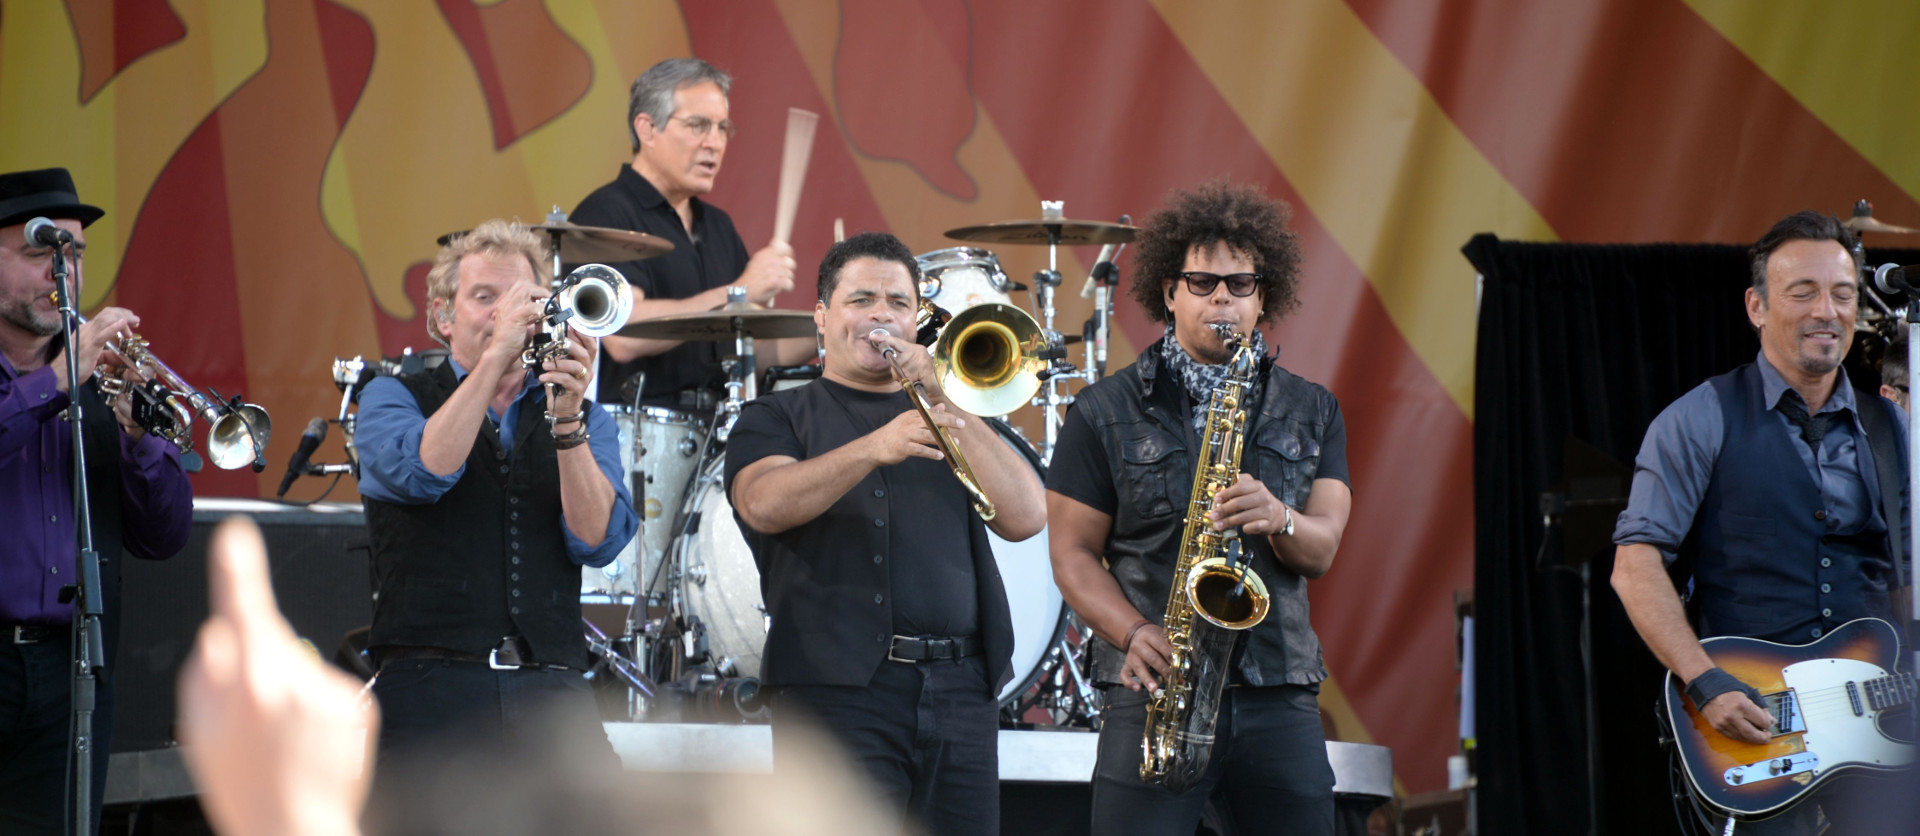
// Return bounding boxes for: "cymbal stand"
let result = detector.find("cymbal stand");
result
[715,287,757,442]
[543,206,569,286]
[1027,201,1083,463]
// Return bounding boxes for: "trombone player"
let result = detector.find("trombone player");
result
[1048,182,1350,834]
[726,232,1044,836]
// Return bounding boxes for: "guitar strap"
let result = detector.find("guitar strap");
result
[1856,395,1912,623]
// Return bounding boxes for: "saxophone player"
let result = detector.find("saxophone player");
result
[1048,182,1351,835]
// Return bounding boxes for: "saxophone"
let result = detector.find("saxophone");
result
[1139,324,1272,791]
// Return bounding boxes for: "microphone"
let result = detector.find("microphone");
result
[1079,243,1119,299]
[276,418,329,498]
[1873,263,1920,296]
[24,217,73,247]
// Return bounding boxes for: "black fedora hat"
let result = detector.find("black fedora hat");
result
[0,168,105,230]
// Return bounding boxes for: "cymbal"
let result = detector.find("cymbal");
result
[1843,214,1919,235]
[436,222,675,263]
[614,308,817,341]
[945,218,1137,246]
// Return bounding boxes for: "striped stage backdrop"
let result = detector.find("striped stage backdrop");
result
[4,0,1912,796]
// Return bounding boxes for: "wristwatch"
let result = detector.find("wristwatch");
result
[1279,503,1296,537]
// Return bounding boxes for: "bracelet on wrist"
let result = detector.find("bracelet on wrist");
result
[551,422,590,450]
[1122,620,1152,652]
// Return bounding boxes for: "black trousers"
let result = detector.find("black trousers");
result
[1093,683,1334,836]
[0,632,114,836]
[773,655,1001,836]
[367,657,615,794]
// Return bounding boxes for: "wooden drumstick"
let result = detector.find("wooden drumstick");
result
[834,217,845,243]
[772,107,819,246]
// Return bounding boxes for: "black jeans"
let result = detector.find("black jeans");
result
[1093,683,1333,836]
[773,655,1001,836]
[368,657,615,795]
[0,632,115,836]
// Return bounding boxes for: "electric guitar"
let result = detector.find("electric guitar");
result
[1665,617,1914,819]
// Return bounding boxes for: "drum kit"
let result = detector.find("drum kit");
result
[321,203,1138,725]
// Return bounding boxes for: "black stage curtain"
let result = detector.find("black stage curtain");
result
[1467,233,1920,836]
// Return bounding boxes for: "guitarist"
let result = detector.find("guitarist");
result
[1611,211,1911,833]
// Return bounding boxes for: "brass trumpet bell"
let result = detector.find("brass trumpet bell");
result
[932,303,1046,418]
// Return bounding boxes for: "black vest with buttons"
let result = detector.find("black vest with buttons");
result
[1070,341,1337,687]
[363,362,585,666]
[1695,364,1900,643]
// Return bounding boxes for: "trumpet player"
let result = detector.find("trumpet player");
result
[1048,182,1351,835]
[726,232,1043,836]
[0,167,194,833]
[352,220,635,788]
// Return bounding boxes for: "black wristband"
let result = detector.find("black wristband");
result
[1685,666,1763,710]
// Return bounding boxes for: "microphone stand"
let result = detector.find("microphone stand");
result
[52,239,105,836]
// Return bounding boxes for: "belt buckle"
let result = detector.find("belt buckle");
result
[13,626,40,645]
[886,634,913,664]
[487,646,520,671]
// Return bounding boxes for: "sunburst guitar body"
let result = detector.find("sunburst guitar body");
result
[1665,618,1914,819]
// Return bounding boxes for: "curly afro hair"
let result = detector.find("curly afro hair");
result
[1128,181,1302,324]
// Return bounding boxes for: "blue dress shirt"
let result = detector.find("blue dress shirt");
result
[354,358,635,568]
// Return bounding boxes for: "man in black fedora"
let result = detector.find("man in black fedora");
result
[0,167,194,833]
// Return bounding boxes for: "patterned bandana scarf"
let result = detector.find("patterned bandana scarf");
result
[1159,325,1268,434]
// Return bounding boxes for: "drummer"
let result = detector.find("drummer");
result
[569,57,817,407]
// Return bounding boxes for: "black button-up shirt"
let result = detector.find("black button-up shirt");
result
[569,165,750,403]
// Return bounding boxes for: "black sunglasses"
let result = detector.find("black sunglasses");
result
[1178,271,1262,297]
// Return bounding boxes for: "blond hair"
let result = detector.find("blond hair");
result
[424,219,548,346]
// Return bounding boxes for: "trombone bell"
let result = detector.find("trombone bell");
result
[933,303,1045,418]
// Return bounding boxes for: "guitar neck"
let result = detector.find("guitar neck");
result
[1864,671,1916,712]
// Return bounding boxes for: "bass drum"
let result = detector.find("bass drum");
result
[674,418,1065,704]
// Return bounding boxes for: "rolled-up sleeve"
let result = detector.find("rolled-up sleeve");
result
[118,430,192,560]
[1613,383,1723,562]
[561,402,636,568]
[355,376,463,504]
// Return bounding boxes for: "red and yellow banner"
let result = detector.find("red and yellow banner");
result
[4,0,1911,794]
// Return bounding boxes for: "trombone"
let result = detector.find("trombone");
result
[870,301,1049,521]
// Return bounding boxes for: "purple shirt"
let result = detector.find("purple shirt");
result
[1,352,194,625]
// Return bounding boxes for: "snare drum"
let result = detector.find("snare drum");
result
[916,247,1015,314]
[670,417,1063,705]
[585,405,710,599]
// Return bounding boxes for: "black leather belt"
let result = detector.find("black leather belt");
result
[887,634,981,663]
[8,625,60,644]
[376,636,571,672]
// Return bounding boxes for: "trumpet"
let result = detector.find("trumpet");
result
[522,264,632,414]
[870,301,1047,520]
[63,298,272,470]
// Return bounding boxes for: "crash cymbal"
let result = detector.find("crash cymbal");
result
[614,308,817,341]
[1843,214,1919,235]
[945,218,1137,246]
[437,222,675,262]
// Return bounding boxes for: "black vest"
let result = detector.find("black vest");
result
[77,380,130,668]
[1695,364,1901,643]
[363,364,584,666]
[1069,342,1338,687]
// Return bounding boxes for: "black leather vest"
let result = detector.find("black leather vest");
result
[1068,342,1338,687]
[1695,364,1900,643]
[363,363,584,666]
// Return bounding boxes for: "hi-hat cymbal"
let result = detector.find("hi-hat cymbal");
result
[436,222,675,262]
[1843,214,1919,235]
[945,218,1137,246]
[614,308,816,341]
